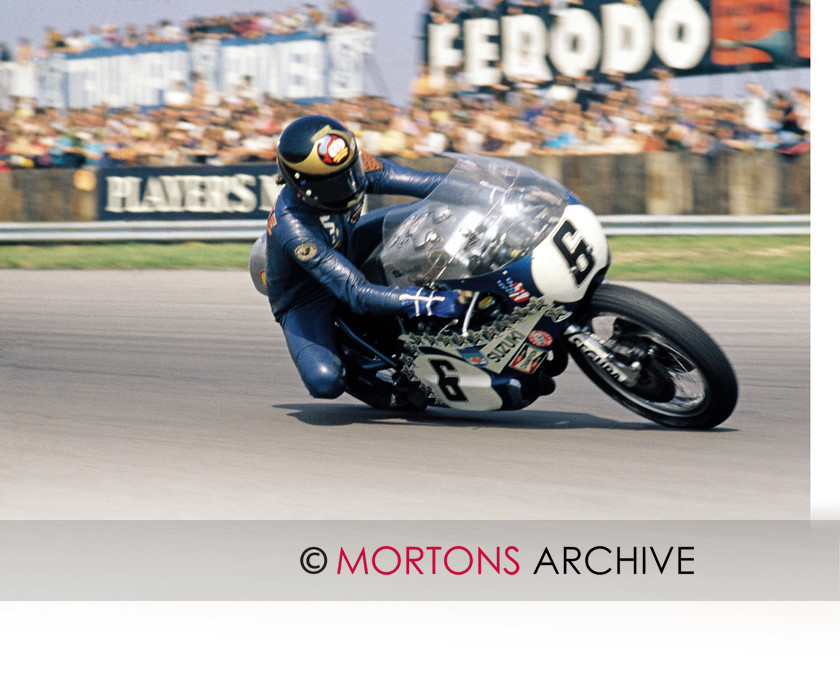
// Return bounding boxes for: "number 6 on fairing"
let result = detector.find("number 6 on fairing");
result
[430,359,467,402]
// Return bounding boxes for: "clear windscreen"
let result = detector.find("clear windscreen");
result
[378,155,571,288]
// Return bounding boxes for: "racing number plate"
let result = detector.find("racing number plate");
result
[412,355,503,411]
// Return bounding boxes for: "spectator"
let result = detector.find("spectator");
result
[141,24,165,45]
[742,82,772,141]
[100,25,121,47]
[227,75,262,106]
[772,91,807,140]
[160,20,186,42]
[163,80,192,108]
[303,4,329,32]
[63,31,89,54]
[190,72,221,107]
[791,88,810,137]
[0,3,813,167]
[543,74,577,105]
[280,7,306,33]
[121,25,141,49]
[331,1,364,26]
[409,65,448,102]
[14,38,33,62]
[83,26,108,51]
[50,129,87,168]
[43,27,67,51]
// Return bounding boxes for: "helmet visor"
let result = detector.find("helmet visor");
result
[297,155,366,210]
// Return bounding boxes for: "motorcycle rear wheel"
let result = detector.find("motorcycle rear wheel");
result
[568,284,738,429]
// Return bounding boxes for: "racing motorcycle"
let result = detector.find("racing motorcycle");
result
[250,155,738,429]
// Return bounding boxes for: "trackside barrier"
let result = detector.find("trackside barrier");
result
[0,216,812,244]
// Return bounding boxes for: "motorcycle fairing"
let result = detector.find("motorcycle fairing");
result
[447,254,543,307]
[529,203,610,302]
[399,300,572,410]
[378,179,609,308]
[410,353,504,411]
[378,155,571,289]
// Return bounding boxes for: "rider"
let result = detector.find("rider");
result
[264,113,466,401]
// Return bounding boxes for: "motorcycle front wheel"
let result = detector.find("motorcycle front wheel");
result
[567,284,738,429]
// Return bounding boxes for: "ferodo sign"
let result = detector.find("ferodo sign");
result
[423,0,809,85]
[99,165,277,220]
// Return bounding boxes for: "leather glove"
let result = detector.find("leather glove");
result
[400,287,466,319]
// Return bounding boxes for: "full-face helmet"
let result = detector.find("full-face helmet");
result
[275,114,366,212]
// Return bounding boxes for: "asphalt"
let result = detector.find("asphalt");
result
[0,270,810,519]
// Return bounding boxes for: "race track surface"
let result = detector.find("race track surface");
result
[0,270,809,519]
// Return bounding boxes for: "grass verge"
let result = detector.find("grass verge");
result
[607,234,810,282]
[0,235,810,282]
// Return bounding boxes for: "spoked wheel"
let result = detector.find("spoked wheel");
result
[566,284,738,429]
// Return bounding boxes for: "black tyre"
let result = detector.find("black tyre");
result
[567,284,738,429]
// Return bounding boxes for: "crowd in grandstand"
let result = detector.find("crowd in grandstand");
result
[0,2,367,61]
[0,2,566,61]
[0,70,811,171]
[0,0,811,170]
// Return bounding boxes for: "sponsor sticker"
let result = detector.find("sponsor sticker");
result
[293,241,318,262]
[527,330,554,348]
[317,134,349,165]
[483,329,526,364]
[497,277,531,303]
[458,347,489,368]
[509,342,547,375]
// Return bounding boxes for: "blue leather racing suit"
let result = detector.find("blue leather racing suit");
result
[265,152,446,399]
